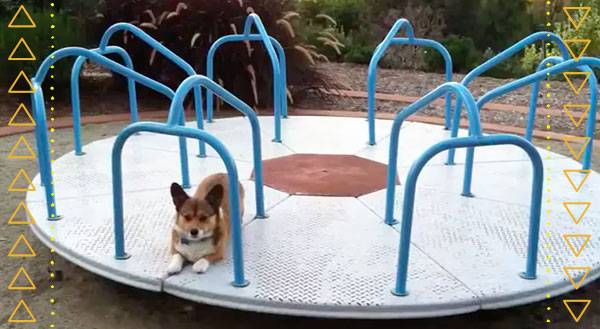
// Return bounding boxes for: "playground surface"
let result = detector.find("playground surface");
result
[3,114,597,322]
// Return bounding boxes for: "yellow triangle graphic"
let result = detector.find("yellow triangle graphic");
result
[563,104,590,128]
[8,37,36,60]
[8,169,36,192]
[563,299,591,323]
[563,136,591,161]
[563,266,591,290]
[564,39,591,61]
[8,103,36,126]
[563,234,591,257]
[8,70,35,94]
[8,233,37,257]
[563,202,591,225]
[8,5,37,28]
[8,201,36,225]
[8,267,36,290]
[8,135,36,160]
[563,6,592,31]
[563,72,591,95]
[564,169,591,192]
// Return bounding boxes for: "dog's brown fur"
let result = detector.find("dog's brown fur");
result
[169,173,244,270]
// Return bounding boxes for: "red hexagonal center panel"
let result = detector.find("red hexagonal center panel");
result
[252,154,396,197]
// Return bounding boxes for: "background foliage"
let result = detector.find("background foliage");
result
[0,0,597,92]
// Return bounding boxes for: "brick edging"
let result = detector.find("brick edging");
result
[324,89,599,122]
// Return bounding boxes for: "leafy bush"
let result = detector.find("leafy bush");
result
[519,1,600,77]
[553,2,600,57]
[297,0,368,34]
[100,0,330,109]
[292,10,347,61]
[0,10,88,87]
[297,0,382,65]
[423,34,481,72]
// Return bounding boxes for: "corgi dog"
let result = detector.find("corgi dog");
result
[166,173,244,275]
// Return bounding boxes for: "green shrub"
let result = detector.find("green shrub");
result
[423,34,481,73]
[0,10,88,87]
[297,0,379,64]
[297,0,369,34]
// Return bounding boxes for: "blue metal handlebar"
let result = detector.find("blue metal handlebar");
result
[367,19,453,145]
[460,56,600,198]
[71,46,138,155]
[95,22,207,156]
[447,32,571,165]
[206,14,287,143]
[31,47,189,221]
[391,134,544,296]
[111,122,249,287]
[112,73,266,288]
[526,57,597,170]
[385,82,481,225]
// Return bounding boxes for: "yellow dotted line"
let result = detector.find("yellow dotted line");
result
[49,3,56,328]
[544,1,552,324]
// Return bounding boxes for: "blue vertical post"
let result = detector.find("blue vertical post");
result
[193,86,207,157]
[582,70,597,171]
[178,106,191,189]
[31,84,61,221]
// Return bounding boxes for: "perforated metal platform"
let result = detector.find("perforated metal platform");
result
[27,116,600,318]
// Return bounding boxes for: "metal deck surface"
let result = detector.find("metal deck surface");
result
[27,116,600,318]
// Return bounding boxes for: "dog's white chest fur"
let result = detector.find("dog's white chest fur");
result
[174,239,215,263]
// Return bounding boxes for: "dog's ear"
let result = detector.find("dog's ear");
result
[170,183,189,211]
[205,184,224,214]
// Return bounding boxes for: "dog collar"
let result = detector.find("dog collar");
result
[180,235,212,245]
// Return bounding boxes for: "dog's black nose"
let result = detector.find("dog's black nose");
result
[190,229,199,236]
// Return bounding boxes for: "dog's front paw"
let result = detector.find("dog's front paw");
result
[192,258,210,273]
[167,254,184,275]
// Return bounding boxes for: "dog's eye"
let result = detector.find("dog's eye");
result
[184,215,192,222]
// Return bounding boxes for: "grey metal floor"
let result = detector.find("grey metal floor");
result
[27,116,600,318]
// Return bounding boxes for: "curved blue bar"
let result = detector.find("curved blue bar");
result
[527,56,597,170]
[447,32,571,165]
[478,57,600,108]
[71,46,138,155]
[460,56,600,196]
[111,122,248,287]
[206,34,287,124]
[31,47,193,221]
[463,32,569,87]
[206,14,285,142]
[35,47,175,97]
[384,82,481,225]
[367,19,453,145]
[99,23,196,74]
[168,75,266,218]
[392,134,543,296]
[99,22,206,157]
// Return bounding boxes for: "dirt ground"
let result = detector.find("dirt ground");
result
[1,119,599,329]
